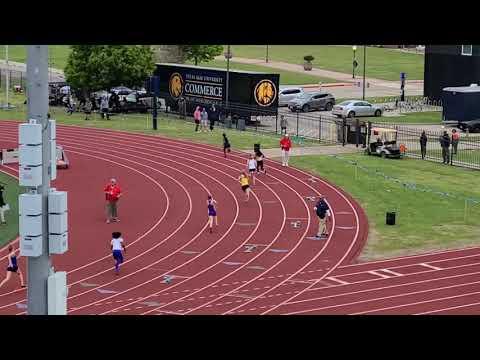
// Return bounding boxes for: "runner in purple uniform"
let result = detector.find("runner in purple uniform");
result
[207,195,218,233]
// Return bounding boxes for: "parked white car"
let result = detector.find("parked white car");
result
[332,100,383,118]
[278,87,305,106]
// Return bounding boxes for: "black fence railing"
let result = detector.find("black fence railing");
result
[369,121,480,170]
[0,69,26,91]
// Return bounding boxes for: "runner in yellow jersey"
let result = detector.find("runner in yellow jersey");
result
[238,172,252,202]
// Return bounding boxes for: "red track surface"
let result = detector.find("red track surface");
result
[0,120,479,315]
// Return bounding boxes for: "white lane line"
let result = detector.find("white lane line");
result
[326,276,350,285]
[381,269,404,277]
[420,263,443,271]
[368,270,390,279]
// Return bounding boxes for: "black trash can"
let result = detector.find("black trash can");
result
[254,143,261,153]
[386,211,396,225]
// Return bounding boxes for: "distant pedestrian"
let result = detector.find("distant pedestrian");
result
[255,149,266,174]
[223,133,231,158]
[246,154,257,185]
[0,245,25,290]
[452,129,460,155]
[420,131,427,160]
[0,183,8,224]
[314,195,331,239]
[207,195,218,233]
[280,134,292,167]
[84,99,93,121]
[193,106,201,132]
[280,115,288,135]
[104,178,122,223]
[110,232,126,275]
[439,131,451,164]
[200,107,209,132]
[100,96,110,120]
[209,104,218,131]
[238,172,252,202]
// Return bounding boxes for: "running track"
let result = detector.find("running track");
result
[0,120,479,315]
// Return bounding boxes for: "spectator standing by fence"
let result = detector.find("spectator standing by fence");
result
[280,115,288,135]
[209,104,218,132]
[420,131,427,160]
[280,134,292,167]
[452,129,460,155]
[439,131,451,164]
[0,183,8,225]
[200,107,209,132]
[194,106,201,132]
[101,96,110,120]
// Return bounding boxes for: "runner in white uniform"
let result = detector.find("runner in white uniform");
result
[110,232,126,275]
[246,154,257,185]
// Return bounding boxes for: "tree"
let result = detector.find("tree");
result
[64,45,155,95]
[181,45,224,66]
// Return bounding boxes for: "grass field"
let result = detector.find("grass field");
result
[379,111,442,124]
[0,172,20,247]
[231,45,424,81]
[0,45,71,70]
[290,153,480,260]
[193,59,337,85]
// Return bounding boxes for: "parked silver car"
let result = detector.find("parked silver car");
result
[279,87,305,106]
[288,91,336,112]
[332,100,383,118]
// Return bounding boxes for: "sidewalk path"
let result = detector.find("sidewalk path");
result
[215,56,423,90]
[0,60,65,82]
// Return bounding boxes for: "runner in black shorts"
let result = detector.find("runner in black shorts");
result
[223,133,231,158]
[255,150,266,174]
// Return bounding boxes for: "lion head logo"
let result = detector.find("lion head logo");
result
[169,73,183,98]
[254,80,277,107]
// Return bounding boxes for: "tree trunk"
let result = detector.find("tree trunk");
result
[195,57,198,66]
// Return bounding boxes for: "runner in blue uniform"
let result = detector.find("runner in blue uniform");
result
[0,245,26,290]
[207,195,218,233]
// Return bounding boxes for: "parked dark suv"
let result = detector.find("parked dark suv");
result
[288,91,335,112]
[457,119,480,133]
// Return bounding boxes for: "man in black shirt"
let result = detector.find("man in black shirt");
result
[439,131,451,164]
[314,195,330,239]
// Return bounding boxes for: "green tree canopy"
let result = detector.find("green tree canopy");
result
[181,45,224,66]
[64,45,155,94]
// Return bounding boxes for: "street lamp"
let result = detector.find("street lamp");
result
[224,45,232,109]
[362,45,366,100]
[266,45,269,63]
[352,45,357,79]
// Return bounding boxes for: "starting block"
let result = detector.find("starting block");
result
[291,221,301,229]
[162,275,174,284]
[244,244,258,253]
[56,145,69,169]
[1,148,19,165]
[306,196,316,202]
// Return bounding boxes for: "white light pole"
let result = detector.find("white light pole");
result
[6,45,9,108]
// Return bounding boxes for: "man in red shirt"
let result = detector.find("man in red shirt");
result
[104,178,122,223]
[280,134,292,167]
